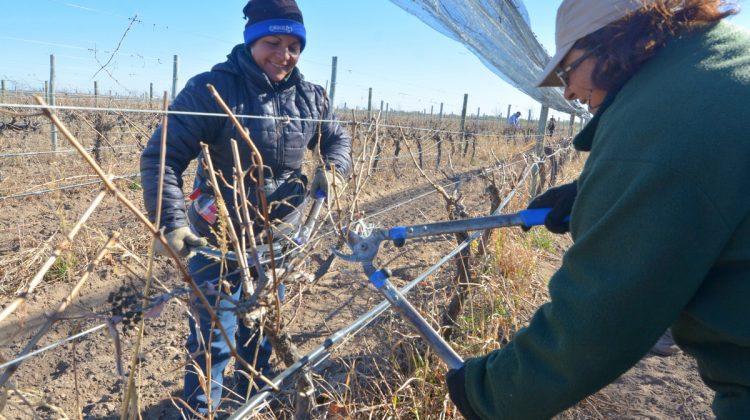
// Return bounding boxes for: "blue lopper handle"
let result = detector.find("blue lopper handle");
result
[518,208,571,227]
[519,208,551,227]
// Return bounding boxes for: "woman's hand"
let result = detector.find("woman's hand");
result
[524,181,577,234]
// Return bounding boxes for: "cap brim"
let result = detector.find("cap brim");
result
[536,41,575,87]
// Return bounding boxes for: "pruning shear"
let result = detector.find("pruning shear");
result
[332,208,558,369]
[195,190,327,263]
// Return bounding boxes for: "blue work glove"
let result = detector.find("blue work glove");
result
[446,365,482,420]
[523,181,577,234]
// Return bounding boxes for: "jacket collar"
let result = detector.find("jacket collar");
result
[572,87,619,152]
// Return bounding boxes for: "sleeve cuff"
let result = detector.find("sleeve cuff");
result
[446,364,482,420]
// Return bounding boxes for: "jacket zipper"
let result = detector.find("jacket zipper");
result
[274,92,283,176]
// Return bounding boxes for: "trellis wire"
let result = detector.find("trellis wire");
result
[0,102,561,139]
[0,133,511,160]
[0,166,490,370]
[0,143,574,407]
[0,323,108,370]
[0,94,572,414]
[318,146,560,240]
[0,144,141,159]
[0,132,539,164]
[0,143,570,378]
[229,154,542,418]
[0,134,540,200]
[0,173,140,201]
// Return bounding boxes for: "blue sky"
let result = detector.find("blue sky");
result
[1,1,748,120]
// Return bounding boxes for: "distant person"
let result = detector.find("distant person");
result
[547,116,556,136]
[139,0,351,415]
[507,111,522,129]
[446,0,750,418]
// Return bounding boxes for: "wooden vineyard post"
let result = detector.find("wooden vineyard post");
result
[531,104,550,198]
[329,56,338,106]
[171,54,179,100]
[367,87,373,120]
[567,113,573,137]
[459,93,468,156]
[49,54,58,151]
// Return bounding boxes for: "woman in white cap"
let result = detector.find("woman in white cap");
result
[139,0,351,414]
[446,0,750,418]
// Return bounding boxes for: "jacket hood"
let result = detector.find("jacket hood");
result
[212,43,302,91]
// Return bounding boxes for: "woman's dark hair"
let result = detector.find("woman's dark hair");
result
[576,0,739,91]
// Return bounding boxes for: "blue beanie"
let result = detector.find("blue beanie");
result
[243,0,306,51]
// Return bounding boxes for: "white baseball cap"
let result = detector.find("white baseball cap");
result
[536,0,648,87]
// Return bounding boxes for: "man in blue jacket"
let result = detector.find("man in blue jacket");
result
[139,0,352,414]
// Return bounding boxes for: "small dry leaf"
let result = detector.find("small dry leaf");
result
[328,402,346,415]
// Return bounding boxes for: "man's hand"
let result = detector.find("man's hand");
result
[310,167,345,195]
[154,226,207,258]
[523,181,577,234]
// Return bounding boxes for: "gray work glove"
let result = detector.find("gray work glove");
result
[310,167,346,195]
[154,226,207,258]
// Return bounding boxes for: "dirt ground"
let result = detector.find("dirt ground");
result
[0,106,719,419]
[573,352,714,419]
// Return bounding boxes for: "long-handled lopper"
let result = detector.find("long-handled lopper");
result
[333,208,559,369]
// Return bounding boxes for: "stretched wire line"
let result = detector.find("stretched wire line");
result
[312,173,466,244]
[0,323,108,370]
[314,145,549,241]
[228,158,540,419]
[0,151,440,200]
[0,144,141,159]
[1,102,353,123]
[0,132,543,198]
[0,137,468,161]
[0,146,568,390]
[0,102,570,139]
[0,173,141,201]
[0,130,539,161]
[312,147,557,271]
[0,169,202,201]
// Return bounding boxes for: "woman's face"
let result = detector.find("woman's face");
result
[250,35,301,82]
[559,48,608,113]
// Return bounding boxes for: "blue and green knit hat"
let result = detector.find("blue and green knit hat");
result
[243,0,306,51]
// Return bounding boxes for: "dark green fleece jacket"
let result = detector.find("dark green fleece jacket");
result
[461,21,750,419]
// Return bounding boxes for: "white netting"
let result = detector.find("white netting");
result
[389,0,585,115]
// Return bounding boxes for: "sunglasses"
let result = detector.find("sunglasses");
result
[555,48,597,87]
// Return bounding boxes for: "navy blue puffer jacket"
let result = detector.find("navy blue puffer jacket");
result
[140,44,352,234]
